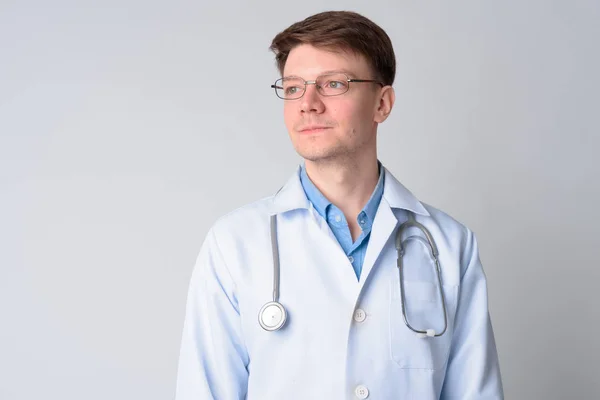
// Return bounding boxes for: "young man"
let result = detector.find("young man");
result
[176,11,504,400]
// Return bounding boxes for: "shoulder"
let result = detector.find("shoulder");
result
[417,201,479,278]
[208,195,276,242]
[421,202,470,235]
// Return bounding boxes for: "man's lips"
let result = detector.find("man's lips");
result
[298,126,332,133]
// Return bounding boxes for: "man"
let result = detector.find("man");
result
[176,10,503,400]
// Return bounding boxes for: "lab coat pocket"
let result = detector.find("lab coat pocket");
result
[389,279,458,370]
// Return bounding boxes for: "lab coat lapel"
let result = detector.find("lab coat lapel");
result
[270,165,310,215]
[359,199,398,285]
[359,166,431,286]
[309,203,362,294]
[270,165,361,298]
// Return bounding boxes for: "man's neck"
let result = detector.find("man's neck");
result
[304,153,380,223]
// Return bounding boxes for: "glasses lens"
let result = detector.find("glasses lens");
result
[275,78,305,99]
[316,73,349,96]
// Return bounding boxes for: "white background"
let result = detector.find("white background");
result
[1,0,599,398]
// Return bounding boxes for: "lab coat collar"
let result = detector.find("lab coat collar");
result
[380,165,430,217]
[270,163,430,217]
[269,165,311,215]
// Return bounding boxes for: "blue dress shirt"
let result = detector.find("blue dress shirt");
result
[299,161,384,280]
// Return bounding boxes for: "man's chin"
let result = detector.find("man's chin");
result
[294,148,341,163]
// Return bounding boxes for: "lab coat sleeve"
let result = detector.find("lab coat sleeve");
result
[175,227,249,400]
[440,228,504,399]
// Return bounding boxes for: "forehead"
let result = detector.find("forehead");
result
[283,44,371,79]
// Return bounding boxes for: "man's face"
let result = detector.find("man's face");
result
[281,44,383,163]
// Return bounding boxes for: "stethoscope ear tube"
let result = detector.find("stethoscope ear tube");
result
[396,212,447,337]
[396,212,439,258]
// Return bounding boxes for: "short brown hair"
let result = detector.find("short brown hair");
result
[269,11,396,86]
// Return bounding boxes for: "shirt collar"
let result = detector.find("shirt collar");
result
[299,163,333,218]
[362,162,385,224]
[299,161,386,225]
[270,162,430,218]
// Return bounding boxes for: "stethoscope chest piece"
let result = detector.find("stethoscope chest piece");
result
[258,301,287,331]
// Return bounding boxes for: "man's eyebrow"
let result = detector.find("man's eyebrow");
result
[319,69,355,76]
[282,69,356,80]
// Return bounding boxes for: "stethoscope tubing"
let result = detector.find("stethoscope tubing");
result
[396,213,448,337]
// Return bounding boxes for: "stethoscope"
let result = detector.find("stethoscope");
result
[258,212,448,338]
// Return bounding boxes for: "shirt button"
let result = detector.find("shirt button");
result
[348,256,354,263]
[353,308,366,323]
[355,385,369,399]
[335,215,342,222]
[359,219,366,225]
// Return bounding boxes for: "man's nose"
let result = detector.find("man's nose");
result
[300,84,325,114]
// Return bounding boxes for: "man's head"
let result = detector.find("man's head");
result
[269,11,396,164]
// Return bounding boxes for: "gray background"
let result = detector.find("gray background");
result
[1,0,598,399]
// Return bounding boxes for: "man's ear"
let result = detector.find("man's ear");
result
[374,86,395,123]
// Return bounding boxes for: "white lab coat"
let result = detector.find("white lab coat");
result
[175,164,504,399]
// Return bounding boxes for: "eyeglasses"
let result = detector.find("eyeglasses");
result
[271,72,384,100]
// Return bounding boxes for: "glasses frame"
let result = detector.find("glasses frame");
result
[270,72,384,100]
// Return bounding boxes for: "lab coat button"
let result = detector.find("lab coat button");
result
[353,309,366,323]
[355,385,369,399]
